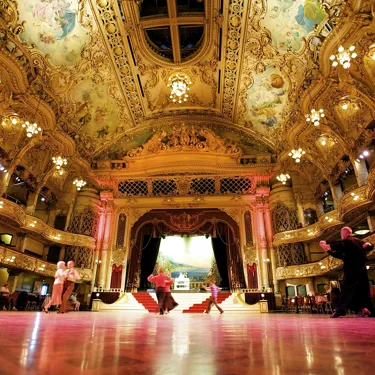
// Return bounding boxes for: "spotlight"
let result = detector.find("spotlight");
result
[363,150,369,157]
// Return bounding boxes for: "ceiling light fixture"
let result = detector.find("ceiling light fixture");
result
[276,173,291,185]
[22,120,42,138]
[52,156,68,175]
[330,45,357,69]
[288,148,306,163]
[167,73,192,104]
[306,108,325,126]
[73,178,87,191]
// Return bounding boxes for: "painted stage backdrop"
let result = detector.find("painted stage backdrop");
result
[17,0,90,66]
[154,236,214,281]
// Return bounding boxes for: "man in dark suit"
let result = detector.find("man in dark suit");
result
[320,227,374,318]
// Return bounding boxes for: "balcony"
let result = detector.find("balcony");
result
[273,185,374,246]
[0,245,93,281]
[0,199,96,249]
[276,233,375,280]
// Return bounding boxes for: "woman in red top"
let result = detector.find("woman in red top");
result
[147,268,173,315]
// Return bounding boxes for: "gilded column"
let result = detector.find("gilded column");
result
[120,212,132,291]
[98,192,114,288]
[352,158,368,187]
[328,179,342,208]
[255,203,269,289]
[263,204,279,293]
[239,209,249,288]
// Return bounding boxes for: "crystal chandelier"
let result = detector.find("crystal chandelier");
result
[276,173,291,185]
[330,45,357,69]
[167,73,192,104]
[22,120,42,138]
[288,148,306,163]
[305,108,324,126]
[73,178,86,191]
[52,156,67,175]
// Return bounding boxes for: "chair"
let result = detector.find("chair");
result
[281,296,288,312]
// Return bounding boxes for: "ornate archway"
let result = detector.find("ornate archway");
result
[125,209,246,291]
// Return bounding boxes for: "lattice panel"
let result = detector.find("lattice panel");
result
[69,207,99,239]
[276,243,306,267]
[244,210,253,245]
[152,179,178,196]
[188,178,216,195]
[64,246,93,268]
[118,180,148,196]
[271,202,299,234]
[220,177,253,194]
[116,213,127,247]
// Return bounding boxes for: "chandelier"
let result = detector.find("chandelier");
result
[288,148,306,163]
[22,120,42,138]
[73,178,86,191]
[276,173,291,185]
[330,45,357,69]
[52,156,67,175]
[305,108,324,126]
[167,73,192,104]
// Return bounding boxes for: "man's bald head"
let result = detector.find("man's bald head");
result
[340,227,352,240]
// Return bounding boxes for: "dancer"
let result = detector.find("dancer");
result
[164,274,178,314]
[147,268,173,315]
[203,280,224,314]
[43,261,66,313]
[59,261,81,314]
[320,226,374,318]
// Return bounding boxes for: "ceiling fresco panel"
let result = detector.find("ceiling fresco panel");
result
[17,0,90,66]
[244,67,289,133]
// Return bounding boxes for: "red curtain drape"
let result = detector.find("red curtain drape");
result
[247,263,258,289]
[110,265,122,289]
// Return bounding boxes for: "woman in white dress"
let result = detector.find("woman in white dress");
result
[43,261,66,313]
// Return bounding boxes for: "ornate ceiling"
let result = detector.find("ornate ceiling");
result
[1,0,375,194]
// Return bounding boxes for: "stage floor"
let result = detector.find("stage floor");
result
[0,312,375,374]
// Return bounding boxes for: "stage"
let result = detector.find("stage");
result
[0,312,375,374]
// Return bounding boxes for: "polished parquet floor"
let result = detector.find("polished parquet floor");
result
[0,311,375,375]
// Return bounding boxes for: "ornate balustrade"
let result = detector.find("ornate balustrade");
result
[0,199,96,249]
[273,184,374,246]
[276,233,375,280]
[0,245,93,281]
[273,209,342,246]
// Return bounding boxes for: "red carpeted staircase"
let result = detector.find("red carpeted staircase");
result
[182,293,231,313]
[132,293,158,312]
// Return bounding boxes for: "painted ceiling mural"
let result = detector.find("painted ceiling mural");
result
[262,0,327,52]
[17,0,90,66]
[0,0,353,173]
[244,67,289,133]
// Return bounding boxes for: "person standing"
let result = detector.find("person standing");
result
[0,283,10,311]
[147,268,173,315]
[320,226,374,318]
[203,280,224,314]
[59,261,81,314]
[44,261,66,313]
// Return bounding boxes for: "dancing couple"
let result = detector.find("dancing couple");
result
[148,268,178,315]
[43,260,81,314]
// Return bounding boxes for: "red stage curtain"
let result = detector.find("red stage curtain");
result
[110,265,122,289]
[247,263,258,289]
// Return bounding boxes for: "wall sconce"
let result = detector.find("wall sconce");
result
[29,221,37,228]
[73,178,87,191]
[325,216,333,223]
[350,192,359,201]
[0,200,3,209]
[6,256,15,262]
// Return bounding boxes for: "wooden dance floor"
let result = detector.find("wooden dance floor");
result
[0,311,375,374]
